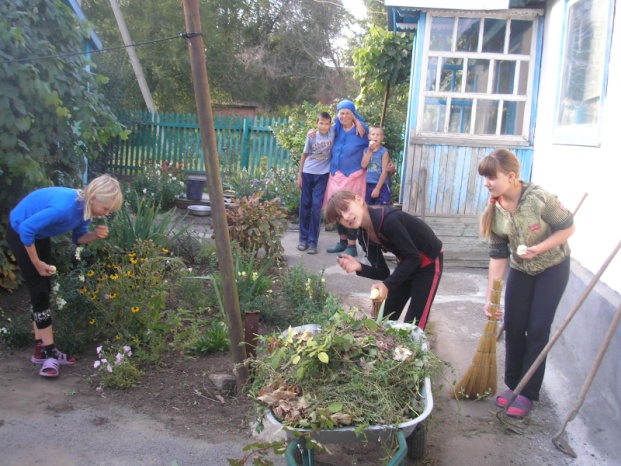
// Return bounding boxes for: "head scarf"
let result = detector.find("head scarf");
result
[335,100,365,131]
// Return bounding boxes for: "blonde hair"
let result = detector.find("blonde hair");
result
[78,174,123,220]
[478,149,521,238]
[324,190,359,224]
[369,126,384,136]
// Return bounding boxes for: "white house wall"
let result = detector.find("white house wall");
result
[534,0,620,292]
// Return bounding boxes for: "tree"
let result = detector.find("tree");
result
[82,0,354,112]
[352,25,412,125]
[0,0,126,290]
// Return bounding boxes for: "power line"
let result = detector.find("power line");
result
[0,32,202,65]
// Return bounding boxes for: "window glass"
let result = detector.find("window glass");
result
[449,100,472,133]
[475,100,499,134]
[456,17,480,52]
[466,59,489,93]
[422,98,445,132]
[509,20,533,54]
[440,58,463,92]
[557,0,608,126]
[426,57,439,91]
[517,61,529,95]
[482,18,506,53]
[494,60,516,94]
[429,16,454,51]
[501,101,525,135]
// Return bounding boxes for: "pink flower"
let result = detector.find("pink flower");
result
[106,364,113,373]
[94,361,101,369]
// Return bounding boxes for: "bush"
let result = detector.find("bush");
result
[226,194,288,260]
[125,162,186,210]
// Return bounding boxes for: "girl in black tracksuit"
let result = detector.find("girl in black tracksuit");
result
[324,190,443,329]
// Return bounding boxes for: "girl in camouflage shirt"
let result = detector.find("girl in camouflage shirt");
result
[478,149,575,418]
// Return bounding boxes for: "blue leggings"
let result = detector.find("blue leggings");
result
[504,258,570,401]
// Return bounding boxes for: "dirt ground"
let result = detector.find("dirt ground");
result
[0,233,607,465]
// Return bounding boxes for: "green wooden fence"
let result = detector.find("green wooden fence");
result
[108,111,291,176]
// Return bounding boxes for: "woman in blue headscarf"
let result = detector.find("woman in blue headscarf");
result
[323,100,369,256]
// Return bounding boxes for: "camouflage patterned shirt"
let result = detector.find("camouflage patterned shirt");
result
[489,183,574,275]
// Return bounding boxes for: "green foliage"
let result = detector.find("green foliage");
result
[277,265,331,324]
[79,239,185,357]
[186,321,230,356]
[226,194,288,260]
[125,162,186,210]
[93,342,143,389]
[0,308,32,349]
[272,102,332,161]
[104,197,191,251]
[249,311,440,432]
[210,251,275,317]
[0,0,127,291]
[353,26,413,96]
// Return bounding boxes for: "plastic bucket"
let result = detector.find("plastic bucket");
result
[186,175,206,201]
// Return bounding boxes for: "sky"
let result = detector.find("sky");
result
[342,0,368,19]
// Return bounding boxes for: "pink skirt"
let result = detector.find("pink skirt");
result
[322,169,367,208]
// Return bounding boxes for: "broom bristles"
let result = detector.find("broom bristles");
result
[452,277,503,400]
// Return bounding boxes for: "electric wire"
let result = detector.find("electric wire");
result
[0,32,202,65]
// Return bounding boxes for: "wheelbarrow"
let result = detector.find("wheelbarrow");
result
[267,323,434,465]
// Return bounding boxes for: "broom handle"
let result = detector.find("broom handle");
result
[507,237,621,406]
[489,277,503,322]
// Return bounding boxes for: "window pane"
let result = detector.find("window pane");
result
[494,60,516,94]
[517,61,529,95]
[422,98,446,132]
[466,59,489,93]
[430,16,454,51]
[456,17,480,52]
[501,101,525,135]
[440,58,463,92]
[482,18,506,53]
[449,99,472,133]
[426,57,439,91]
[475,100,499,134]
[558,0,607,126]
[509,20,533,54]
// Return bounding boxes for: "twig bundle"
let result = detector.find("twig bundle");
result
[452,277,503,400]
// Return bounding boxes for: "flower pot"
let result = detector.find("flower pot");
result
[186,175,206,201]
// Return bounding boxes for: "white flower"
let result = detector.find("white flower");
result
[115,353,124,365]
[75,246,84,261]
[393,346,413,362]
[96,346,103,356]
[106,364,113,373]
[123,345,132,356]
[79,274,85,282]
[143,188,147,194]
[56,297,66,309]
[94,360,101,369]
[52,283,60,293]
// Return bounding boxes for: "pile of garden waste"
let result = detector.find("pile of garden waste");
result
[249,310,439,431]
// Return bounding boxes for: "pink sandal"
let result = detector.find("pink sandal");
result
[39,358,60,378]
[506,395,533,418]
[32,349,76,366]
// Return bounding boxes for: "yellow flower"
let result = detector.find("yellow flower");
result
[98,276,106,282]
[132,337,140,343]
[128,253,136,258]
[89,319,96,325]
[79,287,87,294]
[125,270,133,276]
[110,273,119,280]
[87,270,95,277]
[109,293,117,299]
[131,306,140,313]
[161,248,169,253]
[90,295,98,300]
[130,258,138,264]
[115,335,121,340]
[252,272,258,281]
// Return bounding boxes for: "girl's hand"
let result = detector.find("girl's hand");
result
[370,283,389,302]
[484,302,503,320]
[336,253,362,273]
[518,245,541,261]
[36,261,55,277]
[371,188,380,198]
[94,225,109,239]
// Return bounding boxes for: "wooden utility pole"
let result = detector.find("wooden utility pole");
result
[109,0,157,113]
[181,0,249,389]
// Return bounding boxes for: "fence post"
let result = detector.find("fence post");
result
[241,118,251,170]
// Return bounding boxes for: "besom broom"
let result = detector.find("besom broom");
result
[452,277,503,399]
